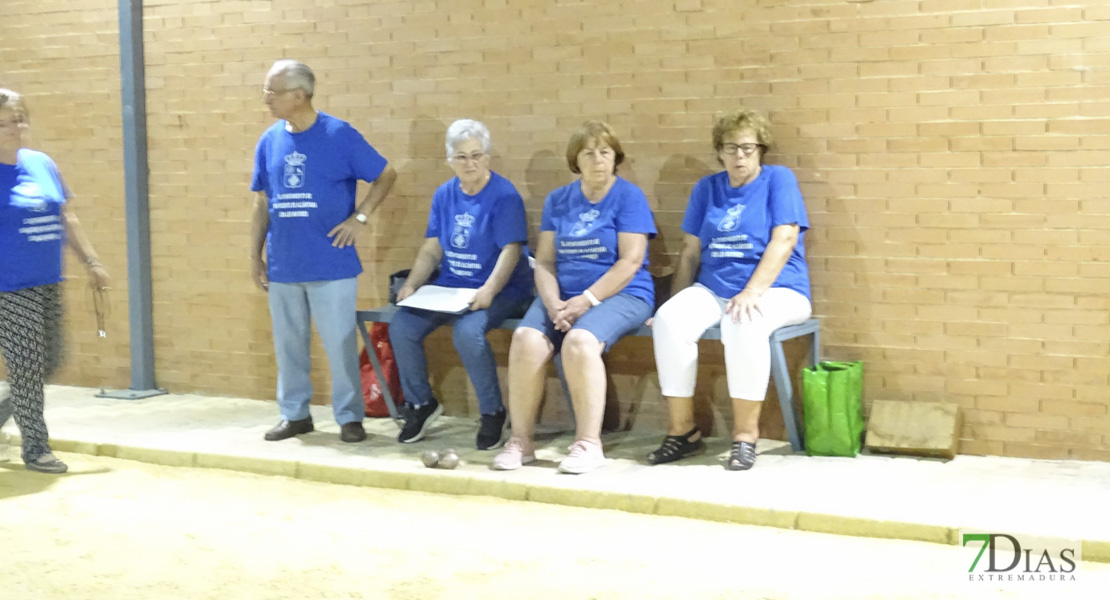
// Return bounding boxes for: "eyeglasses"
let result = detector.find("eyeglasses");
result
[450,152,487,164]
[719,143,764,156]
[262,87,297,98]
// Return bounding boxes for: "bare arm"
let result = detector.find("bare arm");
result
[355,163,398,217]
[62,205,110,289]
[583,232,648,301]
[533,231,563,321]
[669,233,702,299]
[249,192,270,291]
[329,163,399,248]
[725,224,800,323]
[396,237,443,301]
[556,232,649,329]
[470,242,523,310]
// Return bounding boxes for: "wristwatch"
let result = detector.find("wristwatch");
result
[583,290,602,307]
[354,212,368,224]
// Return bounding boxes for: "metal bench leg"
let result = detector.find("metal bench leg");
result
[770,338,804,453]
[808,328,820,367]
[357,319,403,425]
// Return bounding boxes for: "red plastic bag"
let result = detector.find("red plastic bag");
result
[360,323,403,418]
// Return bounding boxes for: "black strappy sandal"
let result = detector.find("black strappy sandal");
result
[727,441,757,471]
[646,427,706,465]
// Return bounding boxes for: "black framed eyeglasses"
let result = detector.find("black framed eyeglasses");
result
[719,143,764,156]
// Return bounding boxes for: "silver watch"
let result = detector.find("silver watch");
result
[354,212,368,224]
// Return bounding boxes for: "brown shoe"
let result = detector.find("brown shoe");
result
[264,417,314,441]
[340,421,366,443]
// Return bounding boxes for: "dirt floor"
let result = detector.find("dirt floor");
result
[0,451,1105,600]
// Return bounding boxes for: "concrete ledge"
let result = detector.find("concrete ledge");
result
[527,485,658,515]
[194,453,299,478]
[8,435,1109,565]
[114,446,197,468]
[464,477,530,502]
[795,512,956,545]
[655,498,798,530]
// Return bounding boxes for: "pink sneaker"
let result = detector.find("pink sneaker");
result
[491,437,535,471]
[558,439,605,474]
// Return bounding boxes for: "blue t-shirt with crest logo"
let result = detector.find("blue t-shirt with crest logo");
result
[426,171,533,299]
[0,149,69,292]
[683,166,810,300]
[251,112,387,283]
[540,177,656,305]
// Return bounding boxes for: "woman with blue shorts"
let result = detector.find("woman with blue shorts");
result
[493,121,656,475]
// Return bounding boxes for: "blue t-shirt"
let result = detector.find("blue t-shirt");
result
[683,166,810,300]
[540,177,657,305]
[251,112,387,283]
[0,149,69,292]
[427,171,532,299]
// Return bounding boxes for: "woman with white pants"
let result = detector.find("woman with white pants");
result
[649,108,812,471]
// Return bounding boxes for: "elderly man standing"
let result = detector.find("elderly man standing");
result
[250,60,396,443]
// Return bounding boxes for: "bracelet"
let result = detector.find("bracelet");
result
[583,289,601,307]
[86,257,102,267]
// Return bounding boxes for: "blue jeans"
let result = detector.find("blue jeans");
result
[389,292,531,415]
[268,278,363,426]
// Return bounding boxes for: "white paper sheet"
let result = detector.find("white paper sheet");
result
[395,285,478,314]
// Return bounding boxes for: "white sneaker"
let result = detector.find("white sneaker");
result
[491,437,535,471]
[557,439,605,474]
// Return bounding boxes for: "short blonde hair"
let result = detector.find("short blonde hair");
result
[565,120,625,175]
[0,88,29,124]
[712,109,772,163]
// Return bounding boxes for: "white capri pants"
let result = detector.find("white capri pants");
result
[652,284,812,400]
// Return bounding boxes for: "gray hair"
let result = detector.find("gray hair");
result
[0,88,28,123]
[269,60,315,98]
[445,119,491,157]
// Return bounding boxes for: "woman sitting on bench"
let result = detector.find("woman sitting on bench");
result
[493,121,656,475]
[649,108,812,471]
[391,119,533,450]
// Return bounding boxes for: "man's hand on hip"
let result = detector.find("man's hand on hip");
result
[328,215,365,248]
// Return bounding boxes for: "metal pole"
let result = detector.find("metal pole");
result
[99,0,164,399]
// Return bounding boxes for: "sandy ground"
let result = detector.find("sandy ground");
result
[0,451,1105,600]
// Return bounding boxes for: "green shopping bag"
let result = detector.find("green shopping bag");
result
[802,361,864,457]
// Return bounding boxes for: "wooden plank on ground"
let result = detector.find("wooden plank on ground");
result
[865,400,962,459]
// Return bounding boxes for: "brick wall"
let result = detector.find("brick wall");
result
[1,0,1107,460]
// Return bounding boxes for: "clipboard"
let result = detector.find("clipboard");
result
[396,285,478,314]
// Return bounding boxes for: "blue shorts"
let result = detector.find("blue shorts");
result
[517,294,652,352]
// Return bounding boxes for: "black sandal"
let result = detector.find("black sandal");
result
[646,427,706,465]
[727,441,757,471]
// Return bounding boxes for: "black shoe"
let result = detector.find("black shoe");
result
[476,410,507,450]
[727,441,757,471]
[646,427,706,465]
[264,416,314,441]
[397,399,443,444]
[340,421,366,443]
